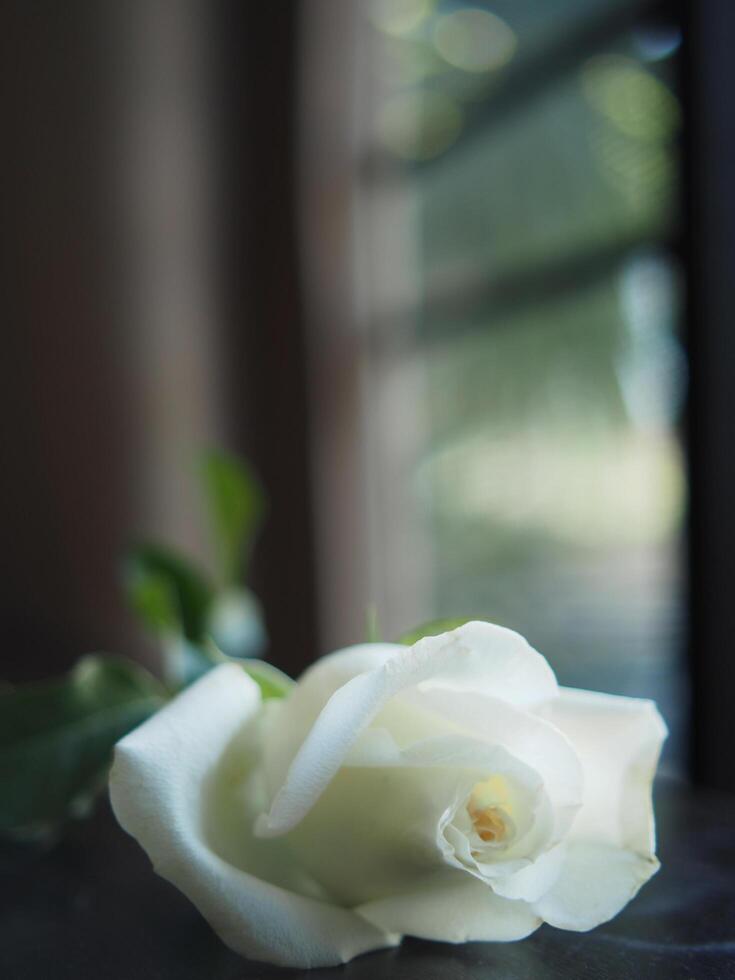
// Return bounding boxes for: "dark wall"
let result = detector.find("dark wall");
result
[216,0,320,676]
[1,2,137,679]
[0,1,318,682]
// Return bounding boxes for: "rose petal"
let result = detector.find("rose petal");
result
[402,689,583,824]
[536,687,667,853]
[258,622,558,837]
[490,844,566,902]
[260,642,404,799]
[357,872,542,942]
[109,664,398,968]
[416,621,558,706]
[530,688,666,931]
[284,734,543,905]
[532,841,660,930]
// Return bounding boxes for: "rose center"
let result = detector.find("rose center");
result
[467,801,507,843]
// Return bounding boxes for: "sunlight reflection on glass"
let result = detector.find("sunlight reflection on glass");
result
[581,55,680,141]
[377,89,463,160]
[433,8,517,73]
[617,252,686,434]
[581,55,679,215]
[633,23,682,63]
[383,37,445,86]
[369,0,435,37]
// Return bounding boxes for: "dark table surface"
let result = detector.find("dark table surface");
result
[1,779,734,980]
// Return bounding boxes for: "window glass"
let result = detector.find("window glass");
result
[351,0,685,766]
[416,263,685,758]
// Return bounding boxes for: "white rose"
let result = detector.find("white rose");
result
[109,621,666,969]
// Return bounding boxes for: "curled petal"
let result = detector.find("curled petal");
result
[258,622,558,838]
[109,664,398,968]
[415,621,558,707]
[261,643,404,798]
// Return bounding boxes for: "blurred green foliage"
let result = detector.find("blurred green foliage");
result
[0,656,165,840]
[1,449,282,840]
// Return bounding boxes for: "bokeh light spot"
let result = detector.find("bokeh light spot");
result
[434,8,516,74]
[581,55,680,142]
[369,0,434,38]
[377,90,463,161]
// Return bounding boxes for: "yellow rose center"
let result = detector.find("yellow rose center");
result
[466,775,513,844]
[467,801,507,843]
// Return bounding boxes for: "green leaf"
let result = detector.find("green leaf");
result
[397,617,473,646]
[161,636,290,698]
[0,655,166,838]
[124,544,212,643]
[238,659,293,700]
[201,450,265,585]
[125,566,179,634]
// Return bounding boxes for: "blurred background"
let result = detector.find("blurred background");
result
[2,1,732,787]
